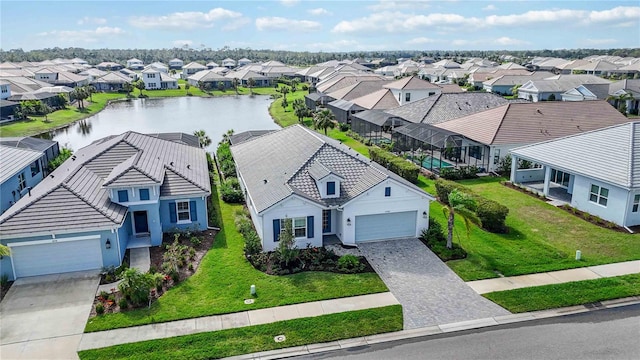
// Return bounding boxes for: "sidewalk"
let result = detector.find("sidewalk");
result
[78,292,399,351]
[467,260,640,294]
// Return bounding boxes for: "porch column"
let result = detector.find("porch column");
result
[510,155,518,183]
[543,166,551,197]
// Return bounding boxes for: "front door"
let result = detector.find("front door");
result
[322,210,331,233]
[133,211,149,234]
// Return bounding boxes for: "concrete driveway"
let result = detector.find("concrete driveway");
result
[358,238,510,329]
[0,271,99,360]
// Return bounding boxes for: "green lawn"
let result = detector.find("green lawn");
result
[483,274,640,313]
[79,305,402,360]
[85,179,387,332]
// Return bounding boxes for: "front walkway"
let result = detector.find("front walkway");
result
[78,292,399,351]
[467,260,640,294]
[357,238,509,329]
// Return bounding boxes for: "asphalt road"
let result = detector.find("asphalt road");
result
[297,304,640,360]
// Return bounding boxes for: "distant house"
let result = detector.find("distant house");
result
[95,62,124,71]
[222,58,236,69]
[561,84,610,102]
[0,80,11,100]
[141,68,178,90]
[230,125,434,251]
[510,121,640,228]
[518,75,611,102]
[34,68,89,87]
[181,62,208,79]
[0,132,210,280]
[145,62,169,73]
[126,58,144,70]
[237,58,252,67]
[92,72,133,92]
[0,137,59,214]
[206,61,219,69]
[608,79,640,115]
[169,58,184,70]
[383,76,442,106]
[187,70,232,89]
[482,72,552,95]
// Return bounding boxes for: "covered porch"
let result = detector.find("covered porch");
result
[510,154,574,205]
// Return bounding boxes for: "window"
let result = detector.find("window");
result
[148,82,157,88]
[589,184,609,207]
[493,149,501,165]
[385,186,391,197]
[469,146,482,159]
[139,188,150,201]
[147,73,156,78]
[18,173,26,191]
[405,92,411,102]
[633,194,640,212]
[327,181,336,195]
[30,160,40,176]
[177,201,190,221]
[551,169,570,188]
[280,217,306,239]
[428,92,435,96]
[117,190,129,202]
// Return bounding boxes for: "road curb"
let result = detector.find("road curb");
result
[224,296,640,360]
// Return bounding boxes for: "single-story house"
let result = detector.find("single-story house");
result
[224,69,270,87]
[0,132,210,280]
[230,125,434,252]
[510,121,640,228]
[518,74,611,102]
[92,71,133,92]
[181,62,208,79]
[95,62,124,71]
[169,58,184,69]
[187,70,232,89]
[222,58,236,68]
[126,58,144,70]
[561,83,610,102]
[0,136,60,166]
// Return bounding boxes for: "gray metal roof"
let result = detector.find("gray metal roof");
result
[231,125,432,213]
[386,92,511,125]
[0,132,210,237]
[327,99,364,112]
[512,121,640,189]
[0,136,57,153]
[0,145,43,184]
[229,130,277,146]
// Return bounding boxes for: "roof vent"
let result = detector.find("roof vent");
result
[72,155,76,161]
[263,179,268,184]
[170,161,174,166]
[187,164,191,169]
[50,174,54,178]
[536,108,542,114]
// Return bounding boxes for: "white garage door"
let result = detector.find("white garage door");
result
[355,211,417,242]
[11,237,103,278]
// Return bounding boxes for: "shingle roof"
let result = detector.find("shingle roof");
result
[385,92,511,125]
[231,125,432,213]
[383,76,441,90]
[512,122,640,189]
[0,132,210,237]
[0,145,43,184]
[434,100,630,146]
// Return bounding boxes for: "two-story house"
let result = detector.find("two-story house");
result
[0,132,210,280]
[141,68,178,90]
[169,58,184,69]
[126,58,144,70]
[383,76,442,106]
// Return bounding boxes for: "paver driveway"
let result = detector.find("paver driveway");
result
[0,271,99,359]
[358,238,510,329]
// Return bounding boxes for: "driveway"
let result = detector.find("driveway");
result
[0,271,100,359]
[358,238,509,329]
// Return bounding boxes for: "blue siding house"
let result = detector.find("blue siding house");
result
[0,132,210,280]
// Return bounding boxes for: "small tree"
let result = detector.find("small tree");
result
[313,109,336,135]
[193,129,211,148]
[220,129,235,145]
[443,189,481,249]
[123,82,133,97]
[275,218,298,268]
[291,78,300,92]
[185,83,191,95]
[547,93,556,101]
[280,86,290,102]
[0,244,10,257]
[48,147,73,172]
[232,78,239,95]
[135,80,145,97]
[217,81,225,92]
[118,268,155,306]
[247,77,256,95]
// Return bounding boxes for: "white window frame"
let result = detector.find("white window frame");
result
[633,194,640,213]
[176,200,191,223]
[280,217,306,239]
[18,172,26,191]
[589,184,608,207]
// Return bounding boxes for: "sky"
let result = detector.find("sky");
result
[1,0,639,52]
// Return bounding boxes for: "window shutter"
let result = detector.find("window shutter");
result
[307,216,314,238]
[169,202,177,223]
[190,200,197,221]
[273,219,280,242]
[385,187,391,197]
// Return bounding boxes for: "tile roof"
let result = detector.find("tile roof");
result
[326,80,391,101]
[383,76,441,90]
[0,132,210,237]
[512,122,640,189]
[188,70,227,82]
[351,89,399,110]
[385,92,511,125]
[521,75,611,93]
[0,145,43,184]
[228,130,276,145]
[0,137,57,153]
[231,125,432,213]
[434,100,630,146]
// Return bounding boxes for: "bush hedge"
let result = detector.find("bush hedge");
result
[221,177,244,203]
[440,166,479,180]
[435,179,509,233]
[216,143,236,179]
[369,147,419,184]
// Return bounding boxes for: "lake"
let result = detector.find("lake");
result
[45,95,280,151]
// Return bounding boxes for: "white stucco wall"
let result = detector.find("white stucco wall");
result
[389,88,440,106]
[570,175,628,226]
[259,196,324,252]
[340,180,431,246]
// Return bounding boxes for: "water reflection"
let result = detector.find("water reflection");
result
[42,96,279,151]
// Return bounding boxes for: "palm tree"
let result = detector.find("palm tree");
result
[510,84,521,97]
[247,77,256,95]
[607,93,634,115]
[123,82,133,97]
[442,189,481,249]
[280,86,290,102]
[220,129,235,145]
[232,78,240,95]
[313,109,336,135]
[71,86,88,109]
[292,98,307,123]
[0,244,10,257]
[193,130,211,148]
[185,83,191,95]
[291,78,300,92]
[135,80,145,97]
[217,81,225,92]
[85,85,96,102]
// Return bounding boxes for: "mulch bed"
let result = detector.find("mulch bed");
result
[0,281,14,302]
[89,229,217,317]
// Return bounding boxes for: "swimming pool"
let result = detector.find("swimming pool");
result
[410,155,454,169]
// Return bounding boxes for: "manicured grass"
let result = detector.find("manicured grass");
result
[0,93,126,137]
[85,180,387,332]
[79,305,402,360]
[268,89,308,127]
[483,274,640,313]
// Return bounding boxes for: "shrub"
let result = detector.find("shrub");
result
[221,177,244,203]
[369,147,419,184]
[48,147,73,172]
[95,303,105,315]
[339,123,350,132]
[0,274,9,287]
[118,268,155,306]
[161,240,192,281]
[337,254,365,273]
[118,298,128,309]
[420,217,447,246]
[419,217,466,261]
[244,231,263,256]
[216,143,236,178]
[440,166,479,180]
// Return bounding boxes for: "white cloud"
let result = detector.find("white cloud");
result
[452,39,470,47]
[255,17,321,32]
[172,40,193,48]
[333,11,479,33]
[494,37,529,46]
[129,8,242,29]
[308,8,332,16]
[588,6,640,23]
[484,9,584,26]
[222,17,251,31]
[482,4,496,11]
[77,16,107,25]
[368,1,429,12]
[406,37,438,45]
[37,27,125,44]
[280,0,299,7]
